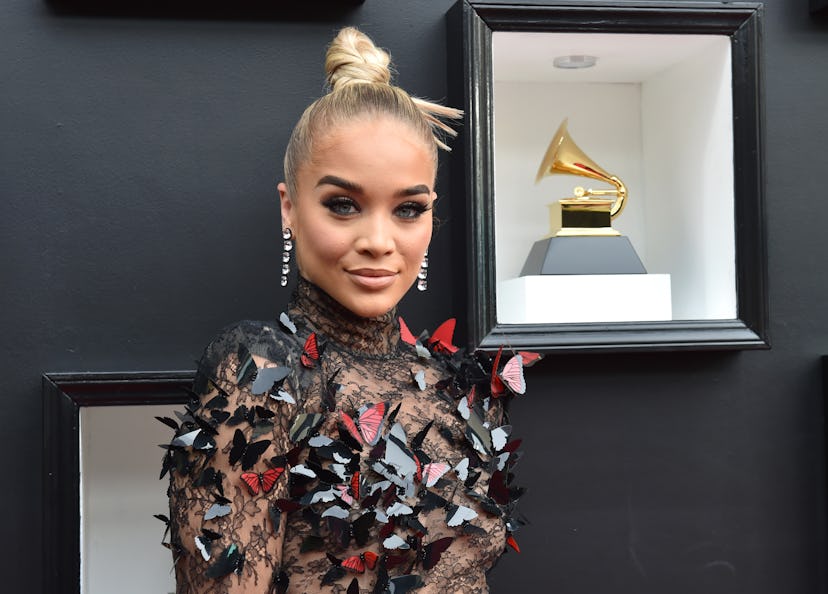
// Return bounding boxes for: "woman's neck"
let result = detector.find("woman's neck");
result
[288,277,401,357]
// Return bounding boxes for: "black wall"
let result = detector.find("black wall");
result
[4,0,828,592]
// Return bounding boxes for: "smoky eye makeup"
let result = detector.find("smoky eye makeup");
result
[321,195,360,216]
[394,201,432,219]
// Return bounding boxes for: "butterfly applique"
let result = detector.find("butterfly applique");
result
[410,368,426,391]
[228,429,271,470]
[339,401,389,447]
[268,498,301,535]
[204,543,244,578]
[445,504,478,527]
[399,316,417,345]
[385,535,453,573]
[490,346,507,398]
[321,368,342,412]
[427,318,459,354]
[321,550,380,585]
[194,528,222,561]
[326,510,376,549]
[373,555,424,593]
[235,343,292,397]
[500,354,526,395]
[420,462,450,487]
[279,311,297,334]
[417,536,454,571]
[204,498,232,521]
[335,469,362,504]
[301,332,321,368]
[399,316,433,359]
[288,413,324,443]
[240,466,285,495]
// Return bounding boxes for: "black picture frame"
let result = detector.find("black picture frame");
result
[42,371,192,594]
[446,0,768,353]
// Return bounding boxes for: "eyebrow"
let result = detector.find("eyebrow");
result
[316,175,431,197]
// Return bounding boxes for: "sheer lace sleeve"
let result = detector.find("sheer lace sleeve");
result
[165,322,298,594]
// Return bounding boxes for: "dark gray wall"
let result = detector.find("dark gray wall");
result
[4,0,828,592]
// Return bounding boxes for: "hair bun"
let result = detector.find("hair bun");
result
[325,27,392,90]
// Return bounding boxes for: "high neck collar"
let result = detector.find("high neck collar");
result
[288,277,401,357]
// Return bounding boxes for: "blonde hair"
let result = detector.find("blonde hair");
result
[284,27,462,196]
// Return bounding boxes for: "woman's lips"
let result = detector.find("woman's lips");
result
[346,268,397,290]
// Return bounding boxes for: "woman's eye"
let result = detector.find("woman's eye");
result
[395,201,430,220]
[322,197,359,216]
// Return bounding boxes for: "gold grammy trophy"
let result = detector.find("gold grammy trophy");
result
[520,119,646,276]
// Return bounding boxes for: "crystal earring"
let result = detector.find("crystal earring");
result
[281,228,293,287]
[417,250,429,292]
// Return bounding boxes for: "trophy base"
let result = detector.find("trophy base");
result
[520,235,646,276]
[498,274,672,324]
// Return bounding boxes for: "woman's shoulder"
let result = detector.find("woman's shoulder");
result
[198,318,300,373]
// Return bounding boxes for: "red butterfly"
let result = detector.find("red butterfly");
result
[466,384,478,406]
[240,466,285,495]
[340,401,389,446]
[427,318,459,354]
[300,332,320,368]
[399,316,417,345]
[336,470,362,506]
[490,346,506,398]
[340,550,379,573]
[518,351,542,367]
[350,470,362,501]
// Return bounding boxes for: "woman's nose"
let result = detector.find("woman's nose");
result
[355,213,395,256]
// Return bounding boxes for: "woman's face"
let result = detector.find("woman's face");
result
[279,116,436,319]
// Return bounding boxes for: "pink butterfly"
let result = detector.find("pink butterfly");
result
[340,401,389,446]
[500,354,526,395]
[420,462,450,487]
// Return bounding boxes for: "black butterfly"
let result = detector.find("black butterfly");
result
[271,569,290,594]
[226,405,249,426]
[236,344,258,387]
[321,368,342,412]
[268,499,301,535]
[372,555,424,594]
[417,536,454,571]
[327,510,376,548]
[155,416,179,431]
[153,513,170,540]
[210,409,231,425]
[204,543,244,578]
[193,467,224,494]
[194,528,222,561]
[204,393,228,410]
[289,413,324,443]
[228,429,270,470]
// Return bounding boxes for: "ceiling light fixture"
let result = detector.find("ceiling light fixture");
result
[553,55,598,69]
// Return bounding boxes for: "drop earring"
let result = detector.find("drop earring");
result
[417,250,429,292]
[281,228,293,287]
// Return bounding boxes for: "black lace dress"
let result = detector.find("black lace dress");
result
[163,279,526,594]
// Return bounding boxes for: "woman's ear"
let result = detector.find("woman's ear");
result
[278,182,293,230]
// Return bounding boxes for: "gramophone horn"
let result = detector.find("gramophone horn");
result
[535,118,627,219]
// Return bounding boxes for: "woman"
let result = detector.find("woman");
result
[163,27,529,594]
